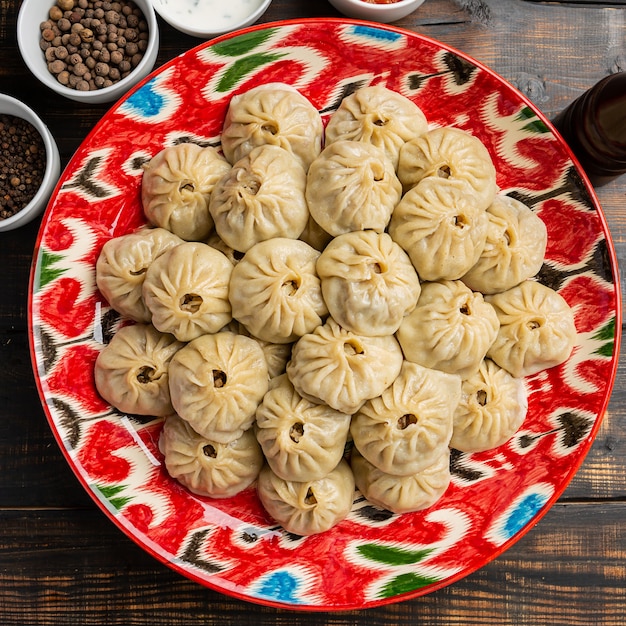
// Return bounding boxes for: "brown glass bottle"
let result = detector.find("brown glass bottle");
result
[552,72,626,186]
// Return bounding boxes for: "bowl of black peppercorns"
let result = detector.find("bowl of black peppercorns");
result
[0,94,61,231]
[17,0,159,104]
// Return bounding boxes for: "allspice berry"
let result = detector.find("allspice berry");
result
[39,0,149,93]
[49,6,63,20]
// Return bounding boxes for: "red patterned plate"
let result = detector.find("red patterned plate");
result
[28,19,621,611]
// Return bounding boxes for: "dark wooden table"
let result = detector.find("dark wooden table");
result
[2,0,626,623]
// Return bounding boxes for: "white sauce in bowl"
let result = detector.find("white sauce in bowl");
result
[157,0,266,32]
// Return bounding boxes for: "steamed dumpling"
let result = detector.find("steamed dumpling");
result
[229,238,328,344]
[229,321,293,379]
[305,140,402,237]
[316,230,421,336]
[96,227,183,323]
[142,242,233,342]
[486,281,576,377]
[287,317,404,414]
[168,331,269,443]
[388,177,489,281]
[451,359,528,452]
[351,446,451,514]
[205,230,245,266]
[209,144,309,253]
[159,414,263,498]
[461,194,548,294]
[255,374,352,482]
[94,323,183,416]
[141,143,231,241]
[220,83,323,171]
[257,460,355,536]
[350,361,461,476]
[397,126,498,209]
[324,85,428,169]
[396,280,500,378]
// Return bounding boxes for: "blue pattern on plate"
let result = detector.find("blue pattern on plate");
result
[351,24,403,44]
[256,570,303,604]
[503,492,550,538]
[124,80,165,118]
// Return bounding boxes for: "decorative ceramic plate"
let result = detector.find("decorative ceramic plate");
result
[29,19,621,611]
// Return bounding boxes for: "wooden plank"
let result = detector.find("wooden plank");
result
[1,320,624,506]
[0,503,624,625]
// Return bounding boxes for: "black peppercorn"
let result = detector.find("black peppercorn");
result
[0,115,46,220]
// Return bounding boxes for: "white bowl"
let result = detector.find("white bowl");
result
[0,94,61,231]
[328,0,426,23]
[17,0,159,104]
[150,0,272,38]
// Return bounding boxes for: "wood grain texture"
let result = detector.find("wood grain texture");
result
[0,504,625,625]
[1,0,625,623]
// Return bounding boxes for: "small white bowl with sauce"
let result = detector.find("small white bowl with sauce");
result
[328,0,426,23]
[151,0,272,38]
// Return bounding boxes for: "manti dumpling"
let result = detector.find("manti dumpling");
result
[451,358,528,452]
[397,126,498,209]
[143,242,233,342]
[350,361,461,476]
[168,331,269,443]
[257,460,355,536]
[461,194,548,294]
[397,280,500,378]
[351,446,451,514]
[229,238,328,344]
[96,227,183,323]
[388,177,489,281]
[205,230,245,266]
[287,317,404,414]
[255,374,352,482]
[159,414,263,499]
[486,281,576,378]
[94,323,183,416]
[141,143,231,241]
[316,230,421,336]
[220,83,323,171]
[227,321,293,379]
[209,144,309,253]
[324,85,428,170]
[305,140,402,236]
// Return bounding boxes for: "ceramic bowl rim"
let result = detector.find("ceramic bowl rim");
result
[16,0,160,104]
[0,94,61,231]
[149,0,273,38]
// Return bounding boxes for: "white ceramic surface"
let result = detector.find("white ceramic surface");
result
[0,94,60,231]
[150,0,272,38]
[17,0,159,104]
[327,0,426,23]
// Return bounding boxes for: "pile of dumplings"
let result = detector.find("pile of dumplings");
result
[94,83,577,536]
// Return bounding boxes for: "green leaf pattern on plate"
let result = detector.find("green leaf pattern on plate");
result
[517,106,550,134]
[37,249,66,291]
[593,317,616,357]
[96,483,132,511]
[356,543,442,598]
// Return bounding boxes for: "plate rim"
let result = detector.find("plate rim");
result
[27,17,623,611]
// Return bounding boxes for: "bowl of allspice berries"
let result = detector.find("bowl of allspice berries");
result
[17,0,159,104]
[0,94,61,231]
